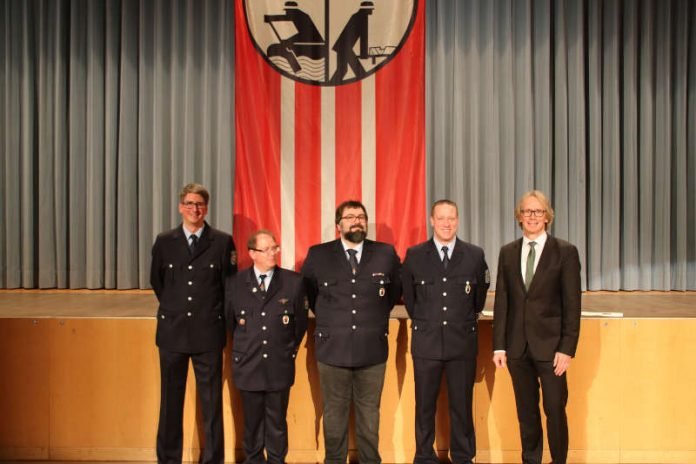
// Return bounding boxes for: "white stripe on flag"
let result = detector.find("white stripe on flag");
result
[321,86,336,243]
[280,77,295,269]
[361,75,376,240]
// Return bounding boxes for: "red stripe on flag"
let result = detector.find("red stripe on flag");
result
[375,0,426,259]
[294,83,322,269]
[234,0,281,270]
[335,82,363,204]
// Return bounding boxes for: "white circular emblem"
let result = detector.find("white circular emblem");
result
[244,0,418,86]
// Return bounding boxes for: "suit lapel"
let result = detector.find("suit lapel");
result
[527,234,557,293]
[427,240,443,272]
[510,238,527,292]
[245,268,265,301]
[358,240,374,274]
[190,223,212,260]
[332,239,354,274]
[449,239,465,270]
[264,268,282,300]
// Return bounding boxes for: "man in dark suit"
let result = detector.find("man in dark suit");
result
[493,190,581,464]
[301,200,401,464]
[225,229,308,464]
[150,183,237,464]
[402,200,489,464]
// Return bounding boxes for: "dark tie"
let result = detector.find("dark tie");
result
[347,249,359,275]
[525,241,537,290]
[259,274,267,293]
[441,246,450,270]
[189,235,198,255]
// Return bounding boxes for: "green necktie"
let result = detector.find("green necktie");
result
[525,241,536,290]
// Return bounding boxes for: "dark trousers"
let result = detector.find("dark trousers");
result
[508,351,569,464]
[413,357,476,464]
[157,348,224,464]
[317,362,386,464]
[239,389,291,464]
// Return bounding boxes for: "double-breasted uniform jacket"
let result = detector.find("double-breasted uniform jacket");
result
[402,238,489,360]
[225,267,308,392]
[151,222,236,353]
[301,239,402,368]
[493,234,581,361]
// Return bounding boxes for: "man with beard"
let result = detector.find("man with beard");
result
[301,200,402,464]
[401,200,489,464]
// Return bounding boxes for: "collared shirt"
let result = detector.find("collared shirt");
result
[341,239,364,264]
[520,231,548,279]
[433,237,456,262]
[183,224,205,247]
[254,266,275,288]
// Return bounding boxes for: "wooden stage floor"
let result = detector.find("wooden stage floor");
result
[0,289,694,318]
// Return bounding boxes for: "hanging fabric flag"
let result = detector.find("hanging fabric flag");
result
[234,0,425,270]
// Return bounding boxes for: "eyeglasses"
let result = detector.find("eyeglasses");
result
[341,214,367,222]
[250,246,281,255]
[520,209,546,217]
[181,201,207,209]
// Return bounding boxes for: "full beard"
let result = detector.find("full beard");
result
[343,228,367,244]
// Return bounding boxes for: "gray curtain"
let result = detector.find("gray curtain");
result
[3,0,695,291]
[426,0,696,290]
[0,0,235,289]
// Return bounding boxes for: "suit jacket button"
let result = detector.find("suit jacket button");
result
[160,314,165,319]
[442,277,447,282]
[187,312,192,317]
[263,340,268,344]
[169,264,173,268]
[352,325,357,330]
[188,265,193,270]
[442,321,448,326]
[187,296,192,301]
[188,281,193,286]
[443,306,447,311]
[262,326,267,331]
[263,353,268,359]
[442,292,447,296]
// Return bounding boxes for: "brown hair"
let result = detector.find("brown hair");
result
[179,183,210,205]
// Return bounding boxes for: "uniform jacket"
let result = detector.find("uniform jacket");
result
[225,267,308,392]
[151,222,236,353]
[301,239,402,368]
[492,234,581,361]
[402,238,489,360]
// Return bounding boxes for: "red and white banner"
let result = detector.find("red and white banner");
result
[234,0,425,270]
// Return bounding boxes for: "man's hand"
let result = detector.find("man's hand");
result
[493,352,507,368]
[553,352,572,376]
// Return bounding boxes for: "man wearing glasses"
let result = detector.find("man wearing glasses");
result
[492,190,581,464]
[150,183,237,464]
[301,200,402,464]
[225,229,308,464]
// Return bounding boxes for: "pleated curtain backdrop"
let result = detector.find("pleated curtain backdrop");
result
[425,0,695,291]
[1,0,695,290]
[0,0,235,289]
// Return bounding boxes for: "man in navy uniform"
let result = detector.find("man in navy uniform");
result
[150,183,237,464]
[493,190,581,464]
[401,199,490,464]
[301,200,401,464]
[226,229,308,464]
